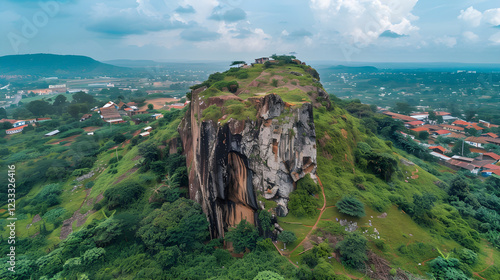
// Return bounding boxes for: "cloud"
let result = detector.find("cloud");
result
[462,31,479,41]
[458,6,482,27]
[489,32,500,44]
[380,30,406,38]
[87,2,187,36]
[435,36,457,48]
[309,0,419,46]
[175,5,195,14]
[208,7,246,22]
[281,29,313,41]
[180,27,220,41]
[484,8,500,26]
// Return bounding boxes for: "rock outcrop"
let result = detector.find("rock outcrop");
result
[179,88,318,238]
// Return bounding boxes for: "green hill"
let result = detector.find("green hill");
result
[0,53,132,77]
[1,57,499,280]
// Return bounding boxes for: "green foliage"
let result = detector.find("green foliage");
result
[313,259,336,280]
[258,210,273,236]
[457,248,477,265]
[429,257,470,280]
[82,247,105,265]
[297,174,320,195]
[43,207,67,224]
[277,230,297,245]
[336,196,366,218]
[336,232,368,269]
[137,198,209,251]
[202,104,223,122]
[288,189,319,217]
[253,271,284,280]
[225,219,260,253]
[102,180,144,210]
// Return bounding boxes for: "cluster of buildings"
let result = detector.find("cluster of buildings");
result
[0,118,51,135]
[385,109,500,177]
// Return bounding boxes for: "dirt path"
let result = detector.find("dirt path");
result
[288,175,327,255]
[473,246,494,280]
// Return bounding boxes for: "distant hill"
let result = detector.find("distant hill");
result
[328,65,378,73]
[0,54,132,77]
[104,59,161,68]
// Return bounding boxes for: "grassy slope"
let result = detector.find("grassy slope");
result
[0,109,179,252]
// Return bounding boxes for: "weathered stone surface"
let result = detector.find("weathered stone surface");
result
[179,91,317,238]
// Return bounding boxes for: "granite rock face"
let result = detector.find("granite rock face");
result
[179,88,317,238]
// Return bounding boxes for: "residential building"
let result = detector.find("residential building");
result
[6,125,28,135]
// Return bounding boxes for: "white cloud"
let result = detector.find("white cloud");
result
[458,6,482,27]
[484,8,500,26]
[309,0,419,46]
[435,36,457,48]
[489,32,500,44]
[462,31,479,41]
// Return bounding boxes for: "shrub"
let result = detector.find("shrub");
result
[457,248,477,265]
[336,232,368,269]
[103,180,144,209]
[336,196,366,218]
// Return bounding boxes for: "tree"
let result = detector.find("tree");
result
[393,102,415,115]
[72,91,95,104]
[258,210,273,237]
[465,109,476,122]
[147,104,154,110]
[253,271,284,280]
[429,257,469,280]
[225,219,260,253]
[278,231,296,250]
[137,198,209,251]
[336,232,368,269]
[0,108,7,119]
[231,61,246,67]
[336,196,366,218]
[418,131,429,140]
[449,176,470,200]
[26,100,52,116]
[53,94,67,107]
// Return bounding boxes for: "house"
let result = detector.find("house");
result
[411,127,429,133]
[144,126,152,131]
[485,138,500,146]
[433,130,451,137]
[430,152,451,161]
[139,131,150,137]
[452,120,472,127]
[382,111,418,122]
[45,130,60,137]
[479,120,500,128]
[483,152,500,161]
[481,132,499,138]
[399,131,415,139]
[465,136,490,148]
[80,114,93,122]
[451,155,474,163]
[446,159,479,174]
[441,124,464,132]
[0,119,26,127]
[405,120,424,128]
[36,118,51,122]
[99,106,123,123]
[151,113,163,120]
[6,125,28,135]
[254,57,270,64]
[429,146,447,154]
[167,103,185,110]
[465,123,485,131]
[102,101,119,109]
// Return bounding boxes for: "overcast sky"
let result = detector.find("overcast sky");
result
[1,0,500,63]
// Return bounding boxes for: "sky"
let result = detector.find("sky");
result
[1,0,500,63]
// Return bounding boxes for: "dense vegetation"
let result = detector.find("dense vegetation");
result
[2,60,500,280]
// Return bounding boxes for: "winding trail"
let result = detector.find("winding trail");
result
[288,176,327,256]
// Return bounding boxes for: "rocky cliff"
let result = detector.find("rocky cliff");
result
[179,64,328,238]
